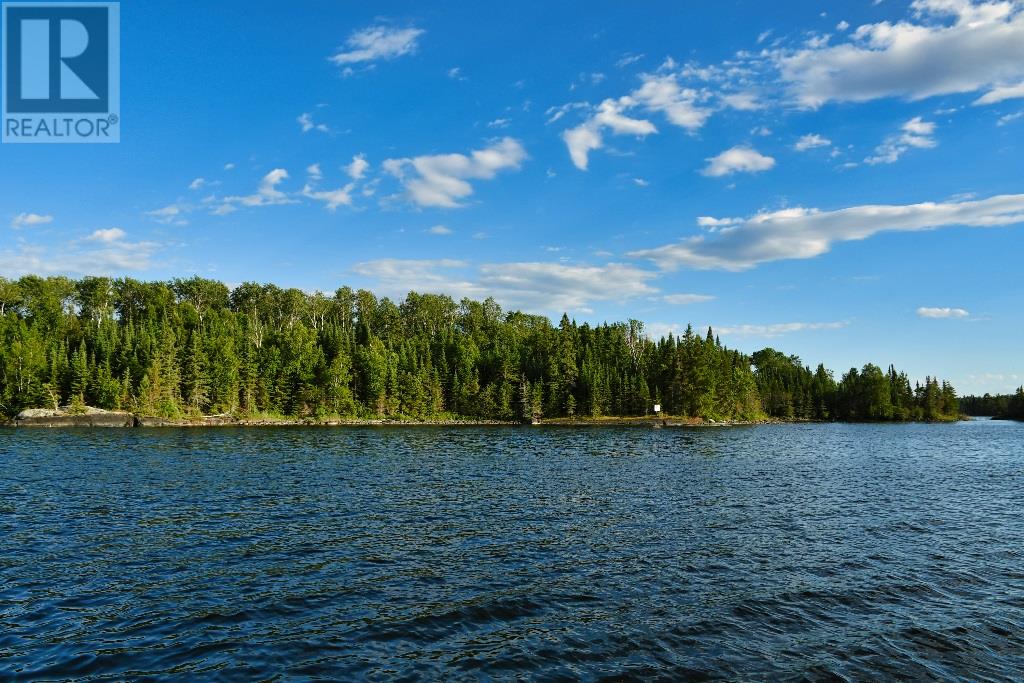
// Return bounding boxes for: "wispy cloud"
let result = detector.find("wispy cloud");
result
[559,67,726,170]
[631,193,1024,271]
[974,81,1024,106]
[330,25,424,65]
[11,213,53,228]
[716,321,849,337]
[917,306,970,319]
[616,53,644,68]
[562,97,658,170]
[298,112,330,134]
[777,0,1024,107]
[702,146,776,177]
[87,227,126,243]
[302,184,354,211]
[346,154,369,180]
[214,168,297,214]
[146,204,188,225]
[794,133,831,151]
[383,137,527,208]
[663,293,715,305]
[997,111,1024,126]
[866,116,936,164]
[353,259,660,313]
[0,230,162,276]
[301,165,354,211]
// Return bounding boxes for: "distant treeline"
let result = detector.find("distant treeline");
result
[960,389,1024,420]
[0,275,960,422]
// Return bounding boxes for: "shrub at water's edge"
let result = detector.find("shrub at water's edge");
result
[0,275,959,423]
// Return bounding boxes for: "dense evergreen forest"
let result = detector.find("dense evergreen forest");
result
[960,389,1024,420]
[0,275,961,423]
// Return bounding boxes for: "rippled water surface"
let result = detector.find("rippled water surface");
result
[2,420,1023,680]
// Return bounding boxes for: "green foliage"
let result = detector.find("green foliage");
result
[751,352,959,422]
[961,388,1024,420]
[0,275,958,423]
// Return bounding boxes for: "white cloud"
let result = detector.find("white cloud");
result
[146,204,188,225]
[630,192,1024,271]
[616,53,644,68]
[559,72,713,170]
[346,154,369,180]
[973,81,1024,105]
[11,212,53,228]
[697,216,743,230]
[301,166,355,211]
[427,225,453,235]
[794,133,832,151]
[383,137,527,208]
[353,259,660,313]
[716,321,849,337]
[865,116,936,164]
[917,306,970,318]
[0,234,161,276]
[837,20,851,31]
[298,112,330,134]
[778,0,1024,106]
[592,95,658,131]
[998,110,1024,125]
[87,227,126,243]
[447,66,464,80]
[721,92,762,110]
[562,123,604,170]
[330,26,424,65]
[487,118,511,128]
[302,184,354,211]
[663,293,716,304]
[189,177,206,191]
[702,146,776,177]
[224,163,236,171]
[633,177,650,186]
[258,169,289,200]
[633,73,712,129]
[545,102,588,124]
[215,168,297,214]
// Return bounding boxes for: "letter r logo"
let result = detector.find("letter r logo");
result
[2,2,120,143]
[4,4,110,113]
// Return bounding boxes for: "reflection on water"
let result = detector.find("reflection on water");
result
[1,421,1022,680]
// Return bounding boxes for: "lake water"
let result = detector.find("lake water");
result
[1,420,1022,680]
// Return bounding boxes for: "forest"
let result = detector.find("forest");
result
[0,275,961,423]
[959,390,1024,421]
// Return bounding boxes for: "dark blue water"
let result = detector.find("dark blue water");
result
[1,420,1023,680]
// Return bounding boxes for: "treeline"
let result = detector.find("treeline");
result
[750,349,959,422]
[0,275,959,423]
[960,389,1024,420]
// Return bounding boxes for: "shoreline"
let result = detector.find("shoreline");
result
[5,410,762,429]
[3,408,967,429]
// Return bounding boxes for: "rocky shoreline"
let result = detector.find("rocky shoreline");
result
[4,407,774,429]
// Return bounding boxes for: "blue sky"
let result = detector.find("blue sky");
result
[2,0,1023,393]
